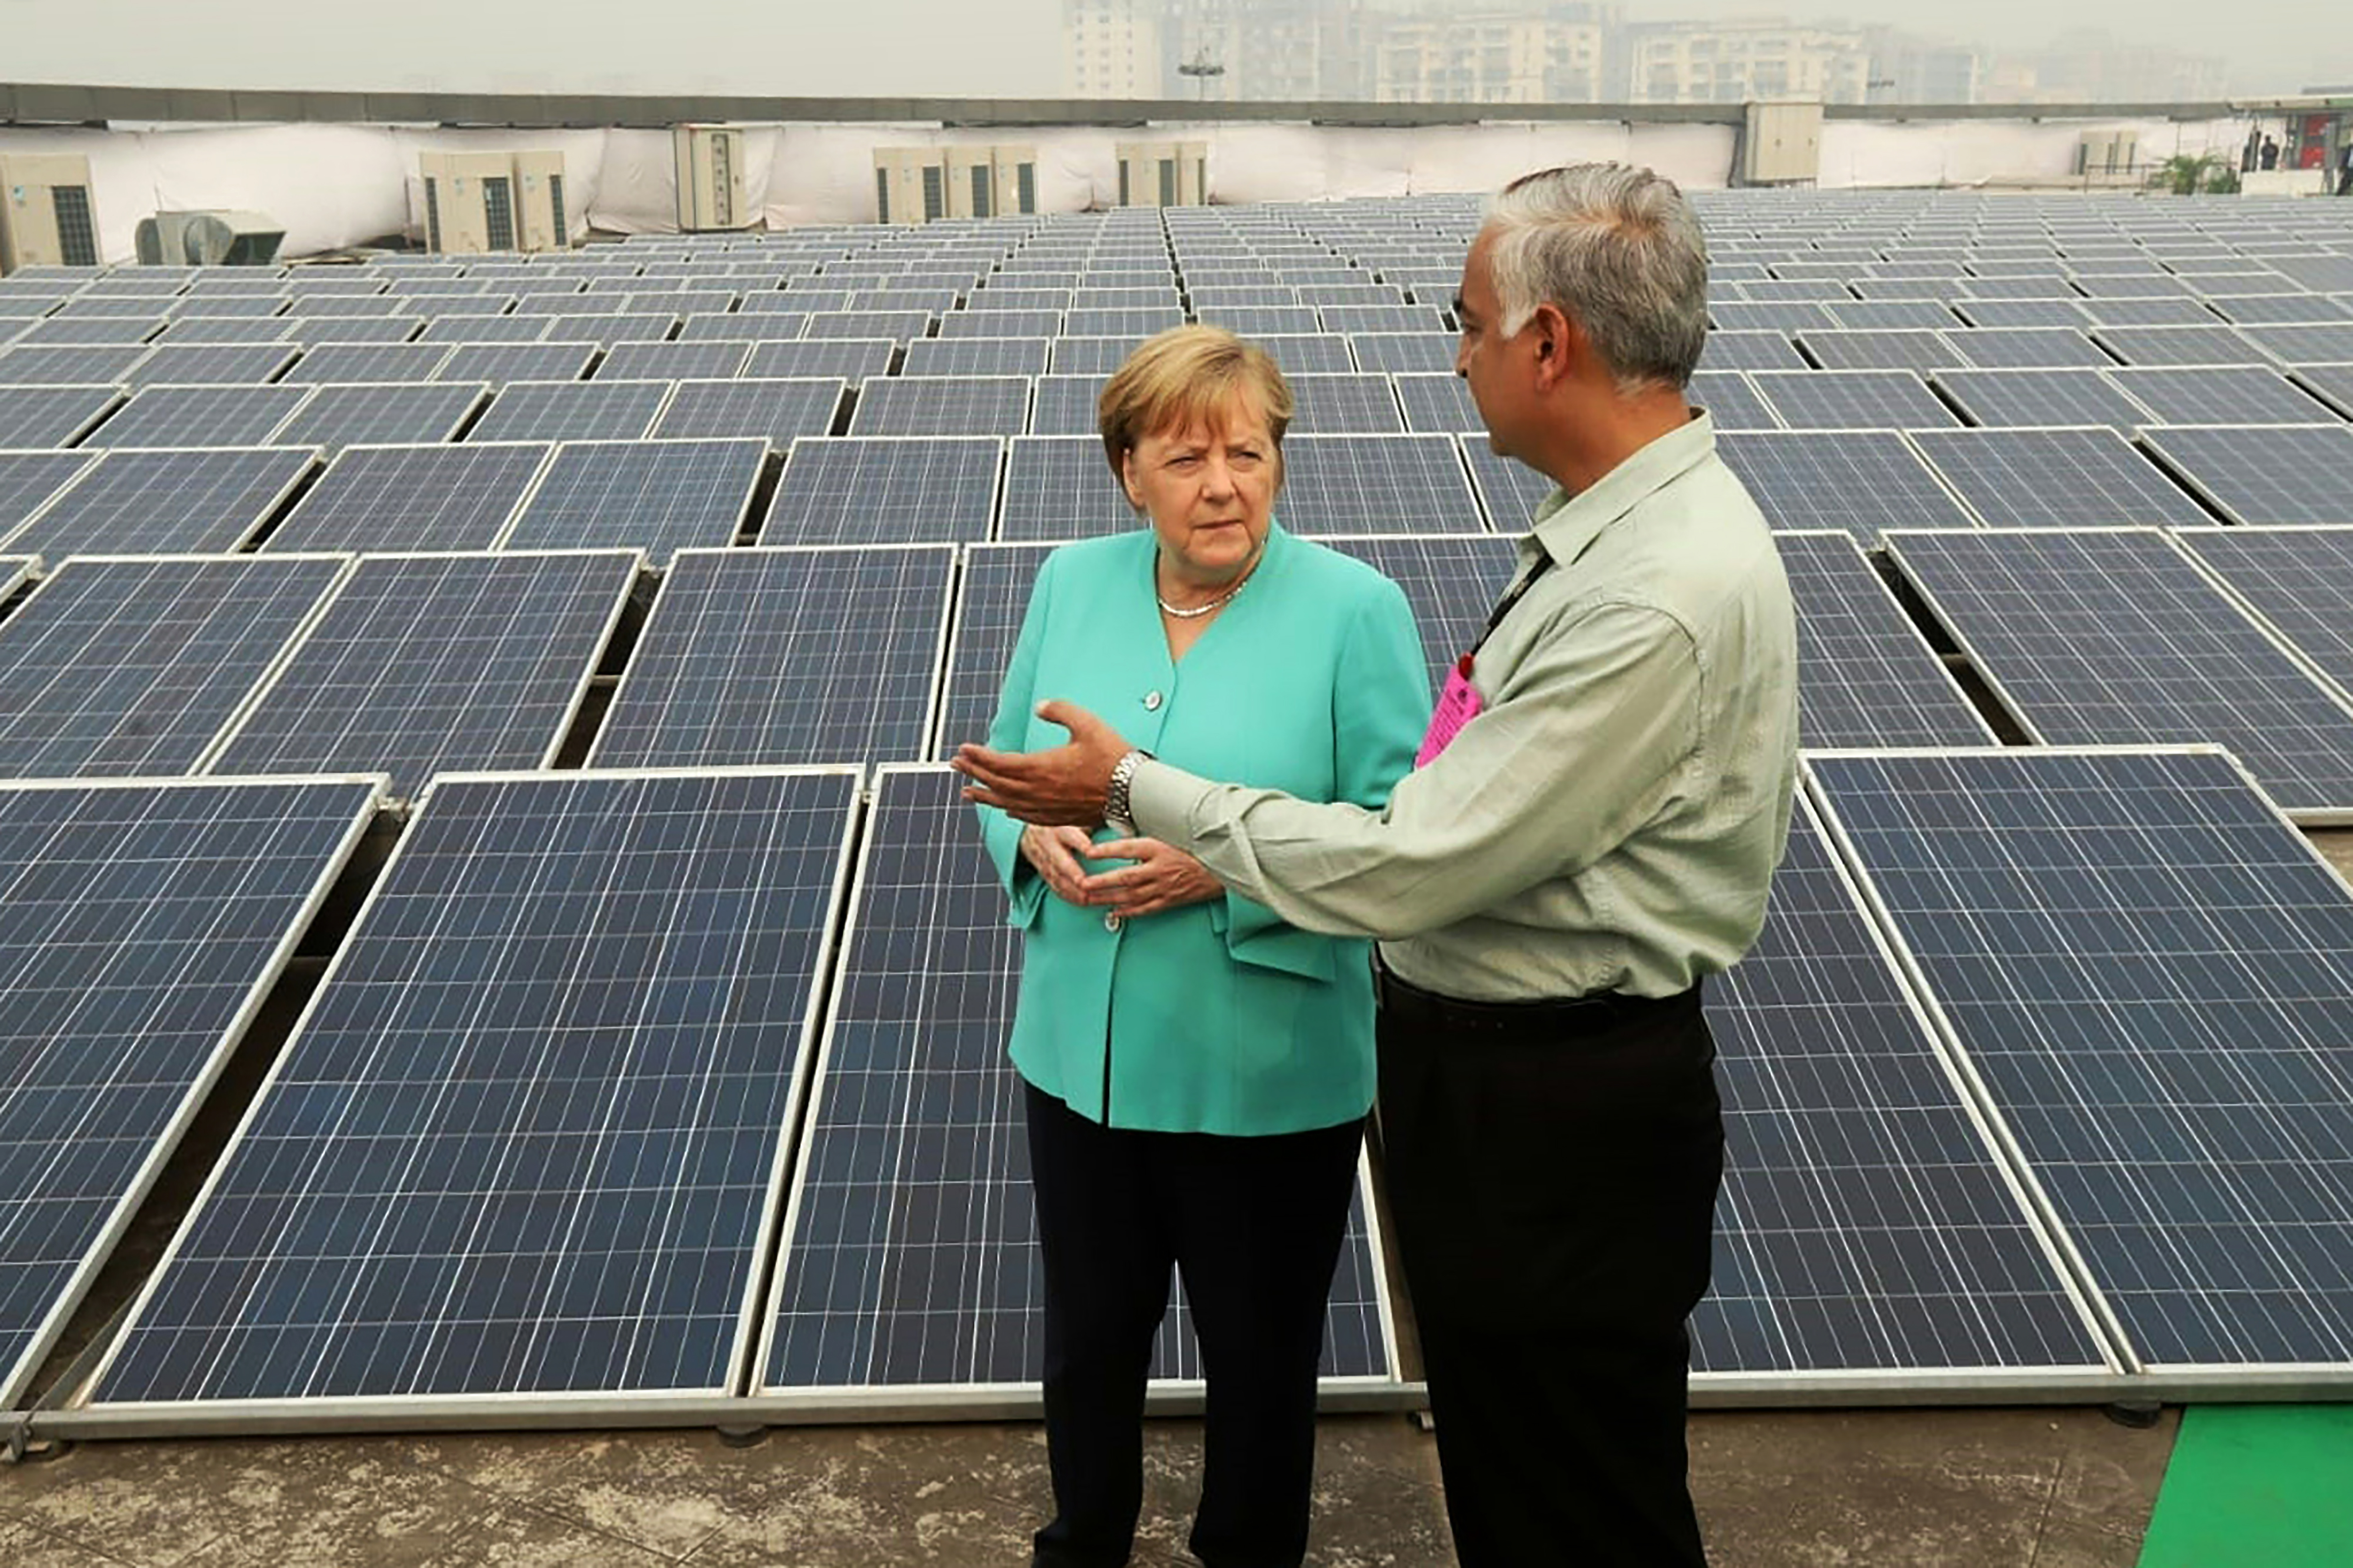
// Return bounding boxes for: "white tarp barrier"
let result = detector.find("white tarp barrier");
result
[0,114,2265,263]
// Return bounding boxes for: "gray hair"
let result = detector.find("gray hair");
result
[1481,163,1710,394]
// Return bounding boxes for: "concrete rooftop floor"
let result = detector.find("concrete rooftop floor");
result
[6,828,2344,1567]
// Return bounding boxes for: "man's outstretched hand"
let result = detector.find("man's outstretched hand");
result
[953,700,1134,826]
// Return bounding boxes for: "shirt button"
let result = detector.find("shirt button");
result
[1104,912,1123,932]
[1142,690,1163,711]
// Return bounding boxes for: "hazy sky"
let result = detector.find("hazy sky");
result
[1,0,2343,99]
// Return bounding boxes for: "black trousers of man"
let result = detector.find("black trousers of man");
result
[1024,1082,1367,1568]
[1375,969,1724,1568]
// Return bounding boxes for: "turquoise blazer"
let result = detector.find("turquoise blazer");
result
[977,523,1429,1136]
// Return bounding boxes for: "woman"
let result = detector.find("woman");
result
[976,325,1429,1568]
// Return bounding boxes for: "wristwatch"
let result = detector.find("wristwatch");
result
[1105,749,1152,833]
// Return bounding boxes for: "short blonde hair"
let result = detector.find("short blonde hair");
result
[1097,325,1294,486]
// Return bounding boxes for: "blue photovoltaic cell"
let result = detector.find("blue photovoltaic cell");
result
[1748,370,1961,430]
[1717,431,1978,539]
[2138,425,2353,526]
[0,386,122,448]
[502,439,764,562]
[592,547,952,767]
[1931,369,2155,431]
[758,765,1392,1393]
[1808,748,2353,1370]
[90,768,858,1406]
[0,449,99,536]
[266,442,550,553]
[2176,526,2353,700]
[1773,531,1997,747]
[652,378,842,445]
[1457,439,1554,533]
[265,382,485,452]
[1887,528,2353,815]
[467,380,671,443]
[432,343,598,386]
[1285,373,1405,433]
[1692,795,2107,1377]
[1272,434,1482,536]
[933,543,1055,759]
[850,376,1031,438]
[1908,428,2215,529]
[764,437,1001,546]
[82,384,312,449]
[997,436,1137,543]
[1316,533,1513,699]
[0,777,378,1407]
[0,555,346,776]
[209,551,637,799]
[4,447,315,558]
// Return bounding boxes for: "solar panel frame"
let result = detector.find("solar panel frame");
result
[0,774,385,1412]
[3,446,319,558]
[589,545,954,768]
[1804,745,2353,1380]
[1883,528,2353,820]
[76,764,862,1423]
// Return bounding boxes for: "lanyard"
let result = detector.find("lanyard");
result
[1470,552,1555,659]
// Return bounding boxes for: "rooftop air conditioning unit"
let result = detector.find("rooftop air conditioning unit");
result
[2074,131,2138,177]
[947,146,996,220]
[1738,101,1822,186]
[874,148,949,225]
[135,210,285,267]
[675,124,754,231]
[1115,142,1208,207]
[418,151,568,254]
[0,154,102,272]
[992,145,1040,217]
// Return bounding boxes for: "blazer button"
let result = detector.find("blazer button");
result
[1104,912,1122,932]
[1142,690,1163,711]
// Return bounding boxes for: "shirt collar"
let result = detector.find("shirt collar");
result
[1525,410,1716,568]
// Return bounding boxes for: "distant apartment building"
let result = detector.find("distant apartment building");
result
[1622,19,1869,105]
[1862,28,1981,105]
[1372,10,1611,104]
[1156,0,1376,102]
[2025,31,2228,101]
[1065,0,1161,99]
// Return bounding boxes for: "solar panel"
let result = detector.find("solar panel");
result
[899,337,1052,378]
[9,315,161,347]
[82,383,312,449]
[0,554,349,776]
[86,767,859,1413]
[0,345,151,386]
[2208,296,2353,328]
[266,381,486,452]
[1198,305,1325,337]
[1389,372,1482,434]
[937,310,1063,341]
[431,342,598,385]
[1951,299,2090,329]
[2092,324,2262,367]
[2139,425,2353,525]
[679,311,808,343]
[0,385,121,448]
[1711,301,1838,334]
[2105,365,2337,426]
[1938,328,2114,369]
[743,338,896,381]
[1347,332,1455,374]
[765,436,1002,545]
[2235,322,2353,363]
[417,313,555,345]
[1046,336,1148,376]
[2072,299,2218,330]
[0,449,98,537]
[1909,427,2214,529]
[644,378,838,446]
[1697,331,1808,372]
[1885,528,2353,816]
[1773,530,1996,746]
[1806,748,2353,1375]
[1795,329,1961,372]
[849,376,1031,437]
[502,438,765,562]
[2176,526,2353,702]
[755,765,1395,1399]
[0,776,381,1410]
[592,546,952,766]
[282,342,451,383]
[1270,433,1482,536]
[122,343,298,388]
[998,436,1135,542]
[5,446,316,558]
[593,341,752,381]
[1315,533,1514,698]
[1820,301,1963,331]
[1691,792,2108,1382]
[804,309,935,343]
[468,379,672,443]
[1283,372,1404,433]
[1688,370,1784,432]
[1717,431,1978,539]
[208,550,638,798]
[1930,368,2155,431]
[933,542,1054,757]
[1456,438,1555,533]
[1748,369,1960,429]
[1246,333,1356,375]
[265,442,551,553]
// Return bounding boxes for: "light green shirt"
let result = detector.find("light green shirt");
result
[1128,412,1801,1002]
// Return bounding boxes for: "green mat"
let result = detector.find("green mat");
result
[2138,1405,2353,1567]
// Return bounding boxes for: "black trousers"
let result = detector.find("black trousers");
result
[1376,976,1724,1568]
[1023,1082,1367,1568]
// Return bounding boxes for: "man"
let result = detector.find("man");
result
[955,162,1799,1568]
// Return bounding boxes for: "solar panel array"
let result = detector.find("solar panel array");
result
[6,191,2353,1435]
